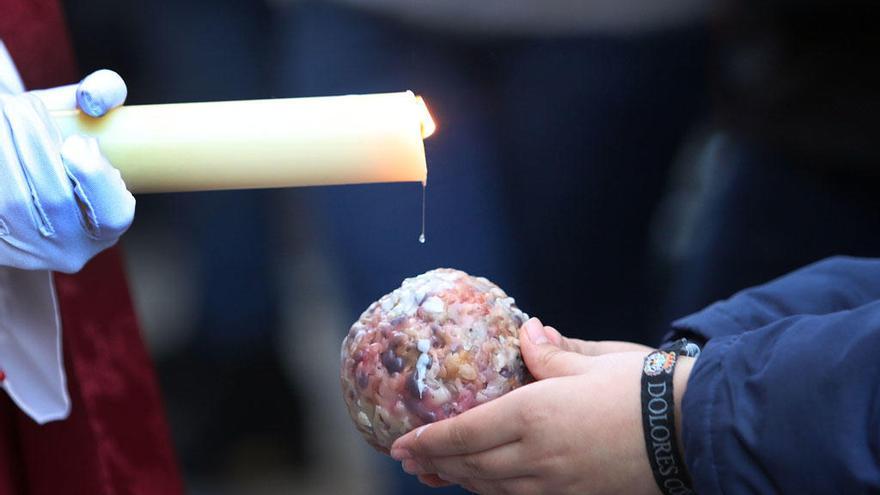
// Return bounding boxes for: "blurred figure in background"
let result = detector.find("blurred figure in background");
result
[275,1,707,493]
[659,0,880,320]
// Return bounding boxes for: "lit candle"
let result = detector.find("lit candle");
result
[50,91,435,193]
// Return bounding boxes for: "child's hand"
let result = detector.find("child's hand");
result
[391,319,693,495]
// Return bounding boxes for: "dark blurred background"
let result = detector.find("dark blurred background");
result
[59,0,880,493]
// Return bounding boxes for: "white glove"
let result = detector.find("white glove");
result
[0,40,132,424]
[0,67,134,273]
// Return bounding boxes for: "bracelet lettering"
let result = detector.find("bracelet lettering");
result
[641,350,694,495]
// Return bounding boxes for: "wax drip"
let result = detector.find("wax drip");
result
[415,339,431,398]
[418,182,427,244]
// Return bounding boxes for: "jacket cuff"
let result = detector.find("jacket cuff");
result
[662,302,747,346]
[679,334,738,494]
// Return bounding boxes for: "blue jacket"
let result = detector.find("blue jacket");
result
[667,256,880,493]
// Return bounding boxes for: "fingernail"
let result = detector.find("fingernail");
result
[438,473,453,481]
[543,326,562,346]
[402,459,427,475]
[526,318,548,344]
[390,448,411,461]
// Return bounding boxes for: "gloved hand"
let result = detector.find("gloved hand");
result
[0,69,135,273]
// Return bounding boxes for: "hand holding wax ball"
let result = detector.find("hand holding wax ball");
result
[340,269,532,452]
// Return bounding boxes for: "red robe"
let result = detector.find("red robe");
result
[0,1,183,493]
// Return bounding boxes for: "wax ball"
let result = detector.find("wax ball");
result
[340,268,532,452]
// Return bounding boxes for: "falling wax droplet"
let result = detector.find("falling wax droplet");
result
[418,182,427,244]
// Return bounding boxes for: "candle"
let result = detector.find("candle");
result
[50,91,434,193]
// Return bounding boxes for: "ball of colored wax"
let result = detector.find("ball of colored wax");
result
[340,268,532,452]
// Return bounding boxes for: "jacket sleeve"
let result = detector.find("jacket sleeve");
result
[680,297,880,493]
[665,256,880,345]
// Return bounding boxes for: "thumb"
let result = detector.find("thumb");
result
[76,69,127,117]
[519,318,592,379]
[29,69,126,116]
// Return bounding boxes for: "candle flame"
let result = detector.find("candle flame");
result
[415,96,436,139]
